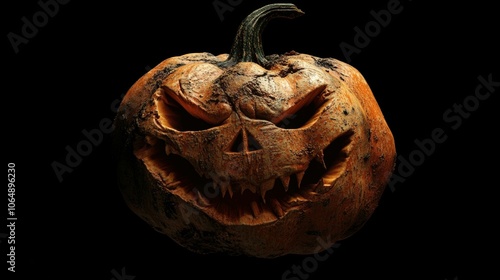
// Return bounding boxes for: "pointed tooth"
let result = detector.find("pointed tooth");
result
[315,151,326,169]
[260,179,275,203]
[165,145,172,156]
[315,178,331,194]
[286,195,309,206]
[311,178,324,191]
[196,189,211,207]
[219,182,228,198]
[215,177,232,198]
[270,198,284,218]
[317,178,324,188]
[295,171,305,189]
[304,179,323,198]
[166,180,182,190]
[305,191,318,198]
[162,172,176,185]
[250,201,261,218]
[280,176,291,192]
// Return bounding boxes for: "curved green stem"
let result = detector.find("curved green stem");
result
[220,3,304,68]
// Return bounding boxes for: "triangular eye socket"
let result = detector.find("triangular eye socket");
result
[275,101,319,129]
[157,90,213,131]
[274,84,327,129]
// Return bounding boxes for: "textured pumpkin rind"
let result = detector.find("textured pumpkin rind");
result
[113,52,396,258]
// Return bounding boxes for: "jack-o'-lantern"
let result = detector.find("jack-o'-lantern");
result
[113,3,396,258]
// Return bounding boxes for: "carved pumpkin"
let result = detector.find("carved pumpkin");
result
[113,3,396,258]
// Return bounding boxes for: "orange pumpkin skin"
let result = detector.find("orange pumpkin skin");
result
[113,4,395,258]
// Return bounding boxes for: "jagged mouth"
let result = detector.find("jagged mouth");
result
[137,130,353,224]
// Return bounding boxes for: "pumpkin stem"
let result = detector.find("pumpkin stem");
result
[220,3,304,68]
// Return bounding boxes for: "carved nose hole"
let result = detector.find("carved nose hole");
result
[229,129,262,152]
[246,131,262,151]
[230,130,245,152]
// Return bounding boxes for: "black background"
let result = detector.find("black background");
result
[3,0,499,279]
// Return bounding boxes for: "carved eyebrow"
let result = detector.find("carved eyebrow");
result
[161,63,232,125]
[240,65,331,122]
[272,84,327,125]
